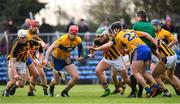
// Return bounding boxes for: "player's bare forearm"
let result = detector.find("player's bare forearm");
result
[38,53,44,62]
[45,42,56,60]
[141,32,158,46]
[95,41,113,51]
[168,39,178,48]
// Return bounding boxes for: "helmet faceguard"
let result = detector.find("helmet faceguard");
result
[17,29,28,38]
[94,27,110,46]
[17,29,28,43]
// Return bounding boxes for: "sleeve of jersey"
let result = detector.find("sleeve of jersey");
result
[77,37,83,57]
[10,41,19,58]
[165,31,176,41]
[135,31,143,37]
[78,43,83,57]
[55,37,63,46]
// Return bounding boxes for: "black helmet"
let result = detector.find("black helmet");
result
[109,21,123,33]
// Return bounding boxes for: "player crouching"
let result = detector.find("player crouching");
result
[2,29,29,97]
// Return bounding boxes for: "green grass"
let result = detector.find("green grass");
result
[0,84,180,104]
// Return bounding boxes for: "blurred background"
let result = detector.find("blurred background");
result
[0,0,180,84]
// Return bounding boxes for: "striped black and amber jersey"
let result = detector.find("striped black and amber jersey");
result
[8,39,28,62]
[27,30,44,59]
[158,40,175,58]
[27,38,43,59]
[8,39,42,62]
[103,44,121,60]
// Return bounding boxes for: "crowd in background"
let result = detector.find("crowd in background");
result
[0,15,180,56]
[0,15,179,34]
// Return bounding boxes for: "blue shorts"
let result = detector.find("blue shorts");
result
[26,56,32,66]
[53,57,73,71]
[131,45,151,62]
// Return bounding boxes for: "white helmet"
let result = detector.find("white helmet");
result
[17,29,28,38]
[95,27,109,36]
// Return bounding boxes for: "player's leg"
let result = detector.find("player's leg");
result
[143,61,160,97]
[96,59,111,97]
[167,67,180,91]
[49,72,60,97]
[10,62,27,96]
[2,65,18,96]
[35,61,48,95]
[131,61,150,88]
[111,69,127,95]
[164,70,180,95]
[113,56,131,87]
[27,61,39,96]
[61,64,79,97]
[128,74,137,97]
[131,46,153,98]
[111,69,120,94]
[49,58,61,97]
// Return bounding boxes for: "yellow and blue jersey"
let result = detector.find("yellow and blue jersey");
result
[113,29,151,62]
[53,34,82,59]
[114,29,145,54]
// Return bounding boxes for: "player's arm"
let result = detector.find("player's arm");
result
[165,32,178,47]
[31,39,49,49]
[119,48,129,55]
[168,38,178,48]
[38,46,44,67]
[87,44,97,58]
[136,31,158,46]
[76,43,84,61]
[77,43,83,57]
[90,41,114,51]
[43,41,58,65]
[39,41,49,49]
[9,41,19,79]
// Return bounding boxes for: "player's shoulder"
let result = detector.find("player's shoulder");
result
[57,34,67,41]
[120,29,134,34]
[76,36,82,42]
[161,28,171,34]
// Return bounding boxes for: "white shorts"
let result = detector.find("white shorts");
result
[165,54,177,69]
[15,62,27,74]
[151,54,159,64]
[102,56,126,71]
[122,55,130,68]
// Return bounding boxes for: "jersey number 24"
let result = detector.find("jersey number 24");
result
[123,32,137,41]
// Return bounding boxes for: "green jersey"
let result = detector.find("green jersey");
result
[132,20,156,48]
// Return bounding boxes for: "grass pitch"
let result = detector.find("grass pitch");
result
[0,84,180,104]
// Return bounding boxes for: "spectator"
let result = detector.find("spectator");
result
[78,18,89,33]
[39,17,54,33]
[99,17,109,29]
[20,18,30,29]
[119,17,128,29]
[64,17,75,32]
[162,15,176,33]
[4,19,18,33]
